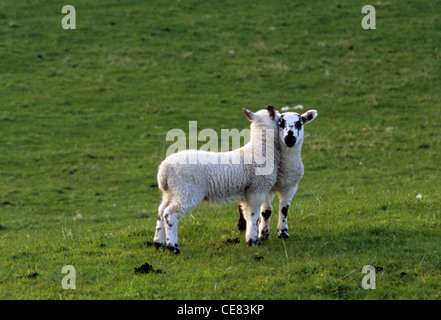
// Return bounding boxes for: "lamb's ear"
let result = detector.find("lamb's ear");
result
[243,108,255,121]
[266,105,276,120]
[301,110,318,124]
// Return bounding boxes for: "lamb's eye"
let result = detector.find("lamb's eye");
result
[294,120,303,130]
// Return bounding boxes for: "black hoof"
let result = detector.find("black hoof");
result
[247,238,260,247]
[153,242,165,250]
[167,245,180,254]
[278,231,289,239]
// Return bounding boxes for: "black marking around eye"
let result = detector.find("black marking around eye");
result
[279,117,286,129]
[294,119,303,130]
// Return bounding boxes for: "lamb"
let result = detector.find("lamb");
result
[153,106,281,254]
[237,109,318,239]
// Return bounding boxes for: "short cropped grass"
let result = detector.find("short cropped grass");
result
[1,0,440,299]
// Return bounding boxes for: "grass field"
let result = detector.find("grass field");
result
[1,0,440,299]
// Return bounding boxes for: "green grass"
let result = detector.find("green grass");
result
[1,0,440,299]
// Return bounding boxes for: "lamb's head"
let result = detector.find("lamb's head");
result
[278,110,317,148]
[243,105,279,131]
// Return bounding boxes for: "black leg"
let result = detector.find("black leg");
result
[237,204,246,232]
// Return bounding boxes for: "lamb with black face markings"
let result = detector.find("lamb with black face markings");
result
[238,109,318,240]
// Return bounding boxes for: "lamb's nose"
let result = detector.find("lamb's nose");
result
[285,131,296,147]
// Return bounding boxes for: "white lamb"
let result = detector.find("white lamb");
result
[238,110,318,239]
[153,106,281,254]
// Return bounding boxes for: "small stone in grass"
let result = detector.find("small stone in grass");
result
[134,263,154,274]
[225,238,240,244]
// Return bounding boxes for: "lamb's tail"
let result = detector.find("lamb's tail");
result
[157,163,169,192]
